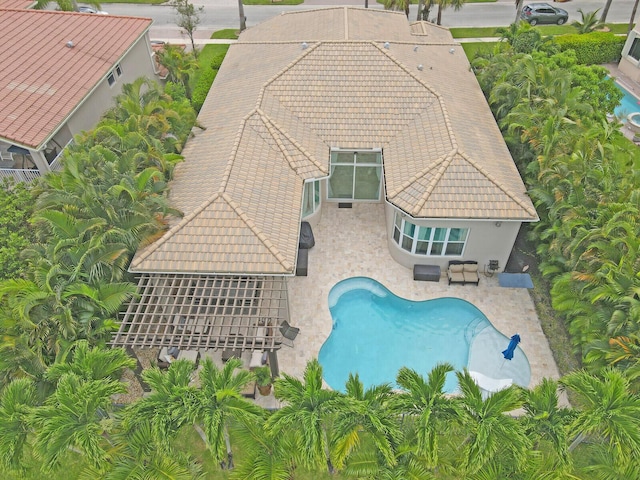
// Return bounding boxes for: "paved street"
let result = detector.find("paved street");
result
[96,0,640,39]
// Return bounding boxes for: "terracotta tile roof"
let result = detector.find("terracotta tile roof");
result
[0,9,152,149]
[0,0,33,8]
[131,7,537,275]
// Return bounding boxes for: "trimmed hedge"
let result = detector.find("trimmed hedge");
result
[555,32,625,64]
[191,67,218,112]
[190,45,230,112]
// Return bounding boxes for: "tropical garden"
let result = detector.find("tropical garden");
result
[1,17,640,479]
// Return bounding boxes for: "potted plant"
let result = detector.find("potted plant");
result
[253,366,272,396]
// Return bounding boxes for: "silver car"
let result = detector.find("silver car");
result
[520,3,568,25]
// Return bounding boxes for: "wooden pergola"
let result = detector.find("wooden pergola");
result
[112,274,290,363]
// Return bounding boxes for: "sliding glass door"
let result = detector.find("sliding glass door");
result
[328,150,382,201]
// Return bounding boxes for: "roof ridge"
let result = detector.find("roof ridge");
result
[456,151,538,217]
[256,42,320,108]
[131,192,223,268]
[411,150,458,216]
[221,192,293,271]
[257,108,328,176]
[386,150,452,199]
[344,6,349,40]
[220,111,256,193]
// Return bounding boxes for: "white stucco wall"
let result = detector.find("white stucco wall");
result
[618,28,640,83]
[64,34,157,139]
[383,203,522,274]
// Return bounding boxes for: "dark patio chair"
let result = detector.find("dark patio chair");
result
[279,320,300,347]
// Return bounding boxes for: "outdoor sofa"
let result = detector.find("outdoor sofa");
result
[447,260,480,286]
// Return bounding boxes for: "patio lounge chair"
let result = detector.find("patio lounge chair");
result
[279,320,300,347]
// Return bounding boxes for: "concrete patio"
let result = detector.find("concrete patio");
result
[279,202,562,399]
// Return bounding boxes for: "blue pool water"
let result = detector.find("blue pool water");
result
[318,277,531,393]
[613,81,640,120]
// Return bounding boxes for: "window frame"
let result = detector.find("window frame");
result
[302,180,321,218]
[327,148,382,202]
[629,37,640,61]
[107,72,116,87]
[392,213,468,257]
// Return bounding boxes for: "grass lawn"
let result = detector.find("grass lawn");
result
[461,41,499,59]
[211,29,240,40]
[451,23,629,39]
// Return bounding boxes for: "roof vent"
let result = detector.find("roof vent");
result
[417,64,423,71]
[66,40,75,48]
[384,42,390,49]
[301,42,308,50]
[449,47,455,54]
[413,45,418,52]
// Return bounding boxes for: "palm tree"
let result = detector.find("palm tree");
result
[121,359,197,449]
[83,420,203,479]
[155,45,197,97]
[630,0,640,34]
[434,0,465,25]
[0,378,38,471]
[342,441,435,479]
[520,378,572,465]
[572,9,604,34]
[600,0,613,22]
[266,358,342,474]
[394,363,457,467]
[31,373,126,471]
[384,0,410,17]
[32,0,101,12]
[191,357,265,469]
[332,373,401,469]
[560,368,640,460]
[46,340,135,384]
[454,369,531,474]
[229,417,300,480]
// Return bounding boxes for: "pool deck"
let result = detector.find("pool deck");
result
[277,203,564,405]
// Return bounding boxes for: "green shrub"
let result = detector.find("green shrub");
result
[210,52,226,70]
[191,67,218,112]
[0,181,35,279]
[512,29,542,54]
[555,31,625,64]
[189,44,230,112]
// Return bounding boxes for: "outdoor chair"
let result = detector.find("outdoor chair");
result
[279,320,300,347]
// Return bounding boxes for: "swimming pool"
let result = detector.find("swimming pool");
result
[613,81,640,120]
[318,277,531,393]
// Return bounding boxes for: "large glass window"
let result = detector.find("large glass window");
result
[393,213,468,256]
[629,37,640,61]
[328,150,382,201]
[302,180,320,218]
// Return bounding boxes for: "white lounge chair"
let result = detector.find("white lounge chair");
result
[469,370,513,393]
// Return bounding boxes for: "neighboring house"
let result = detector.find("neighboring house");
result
[112,8,537,365]
[0,9,157,182]
[619,27,640,83]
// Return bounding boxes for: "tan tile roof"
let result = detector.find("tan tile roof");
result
[0,9,152,149]
[131,7,537,275]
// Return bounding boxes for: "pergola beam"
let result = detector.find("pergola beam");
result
[111,273,289,352]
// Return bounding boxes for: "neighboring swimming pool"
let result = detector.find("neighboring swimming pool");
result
[318,277,531,393]
[613,81,640,120]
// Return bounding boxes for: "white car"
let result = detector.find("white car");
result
[77,6,109,14]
